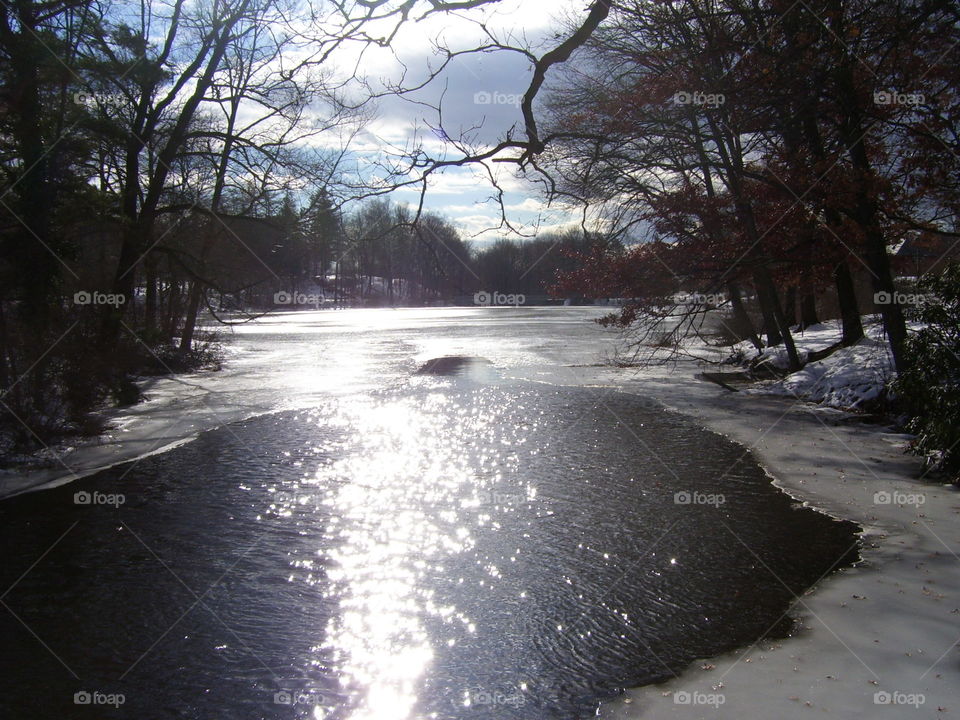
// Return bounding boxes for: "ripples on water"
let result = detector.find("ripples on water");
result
[0,375,859,719]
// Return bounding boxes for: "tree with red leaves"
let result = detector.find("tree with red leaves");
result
[544,0,958,372]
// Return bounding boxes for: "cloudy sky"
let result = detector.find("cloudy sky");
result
[329,0,592,244]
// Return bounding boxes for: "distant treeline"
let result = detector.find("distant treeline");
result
[214,196,608,309]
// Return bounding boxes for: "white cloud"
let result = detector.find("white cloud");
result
[454,213,504,234]
[504,198,548,213]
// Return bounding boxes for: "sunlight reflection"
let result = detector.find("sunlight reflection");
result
[309,394,485,719]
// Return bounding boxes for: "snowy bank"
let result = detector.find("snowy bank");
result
[558,354,960,719]
[740,320,900,411]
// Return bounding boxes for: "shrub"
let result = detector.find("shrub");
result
[892,262,960,483]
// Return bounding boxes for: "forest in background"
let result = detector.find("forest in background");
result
[1,0,958,473]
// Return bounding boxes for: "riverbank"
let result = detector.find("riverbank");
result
[560,362,960,718]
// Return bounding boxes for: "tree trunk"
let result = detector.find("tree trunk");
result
[728,281,762,350]
[834,260,864,345]
[179,281,203,353]
[8,10,56,329]
[0,300,10,389]
[783,286,797,328]
[847,174,907,368]
[103,218,148,342]
[754,271,782,346]
[828,0,908,370]
[753,265,802,369]
[800,290,819,329]
[144,254,158,334]
[701,111,801,370]
[164,281,182,342]
[334,261,341,309]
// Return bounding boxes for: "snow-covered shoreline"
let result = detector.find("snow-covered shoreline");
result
[586,363,960,719]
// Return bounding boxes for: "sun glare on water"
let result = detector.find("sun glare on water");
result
[294,394,486,719]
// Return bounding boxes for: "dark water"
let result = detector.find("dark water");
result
[0,375,859,719]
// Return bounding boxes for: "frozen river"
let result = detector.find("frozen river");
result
[0,308,858,718]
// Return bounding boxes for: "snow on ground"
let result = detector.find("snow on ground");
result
[740,320,899,410]
[613,312,905,412]
[757,335,894,409]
